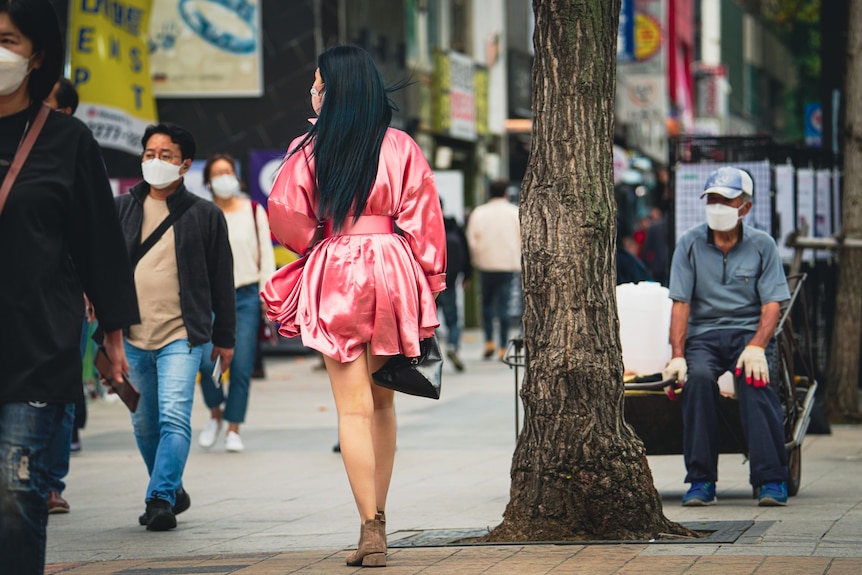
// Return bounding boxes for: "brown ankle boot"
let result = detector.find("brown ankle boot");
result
[377,510,387,547]
[345,513,387,567]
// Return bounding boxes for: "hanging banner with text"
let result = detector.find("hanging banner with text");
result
[69,0,158,155]
[149,0,262,97]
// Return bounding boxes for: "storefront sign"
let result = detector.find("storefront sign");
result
[618,0,636,61]
[69,0,158,155]
[149,0,262,97]
[433,50,487,141]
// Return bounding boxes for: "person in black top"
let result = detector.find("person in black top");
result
[0,2,139,573]
[438,204,473,370]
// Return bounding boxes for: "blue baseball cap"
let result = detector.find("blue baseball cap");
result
[700,167,754,199]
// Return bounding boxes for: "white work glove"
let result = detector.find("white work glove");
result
[662,357,688,386]
[736,345,769,388]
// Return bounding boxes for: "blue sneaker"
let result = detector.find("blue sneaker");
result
[758,481,788,506]
[682,481,716,506]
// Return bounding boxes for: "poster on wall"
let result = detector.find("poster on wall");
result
[796,168,815,265]
[69,0,158,154]
[815,169,832,260]
[149,0,262,97]
[774,164,795,263]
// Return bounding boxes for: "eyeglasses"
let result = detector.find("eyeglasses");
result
[143,151,179,163]
[310,84,325,97]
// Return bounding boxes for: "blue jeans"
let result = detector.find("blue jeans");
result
[199,284,260,424]
[682,328,787,487]
[125,339,203,506]
[0,401,65,575]
[480,271,514,348]
[44,403,75,492]
[436,287,461,350]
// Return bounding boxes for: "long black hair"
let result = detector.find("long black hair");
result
[290,45,396,231]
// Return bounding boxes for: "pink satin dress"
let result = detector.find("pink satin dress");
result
[264,128,447,363]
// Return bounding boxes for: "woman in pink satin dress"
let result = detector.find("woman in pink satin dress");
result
[264,46,446,567]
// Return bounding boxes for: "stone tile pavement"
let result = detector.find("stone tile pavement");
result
[44,330,862,574]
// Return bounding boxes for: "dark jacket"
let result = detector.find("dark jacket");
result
[1,104,139,404]
[116,181,236,348]
[443,216,472,288]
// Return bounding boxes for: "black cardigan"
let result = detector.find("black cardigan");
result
[116,181,236,349]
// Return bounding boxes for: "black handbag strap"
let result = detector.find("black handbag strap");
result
[131,192,196,267]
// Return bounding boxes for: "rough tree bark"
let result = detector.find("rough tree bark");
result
[826,0,862,420]
[486,0,688,541]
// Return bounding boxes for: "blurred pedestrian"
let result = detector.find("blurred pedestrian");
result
[642,207,670,286]
[115,123,236,531]
[198,153,276,452]
[44,75,77,114]
[265,45,446,567]
[466,179,520,360]
[42,76,85,515]
[438,204,472,370]
[0,2,139,572]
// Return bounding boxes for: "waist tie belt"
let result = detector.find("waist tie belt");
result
[325,215,394,237]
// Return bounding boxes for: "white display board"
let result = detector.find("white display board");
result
[433,170,466,224]
[774,164,796,262]
[815,169,833,260]
[796,168,815,265]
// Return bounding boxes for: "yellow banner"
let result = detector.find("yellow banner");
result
[69,0,157,154]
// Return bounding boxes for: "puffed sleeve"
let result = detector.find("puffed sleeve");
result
[267,139,320,255]
[392,135,447,293]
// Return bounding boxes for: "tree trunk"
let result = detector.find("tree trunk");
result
[826,0,862,420]
[487,0,687,541]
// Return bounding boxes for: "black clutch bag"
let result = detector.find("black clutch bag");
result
[372,336,442,399]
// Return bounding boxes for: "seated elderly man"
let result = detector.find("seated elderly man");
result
[662,167,791,507]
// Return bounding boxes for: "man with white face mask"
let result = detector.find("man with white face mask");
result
[114,123,236,531]
[662,167,791,507]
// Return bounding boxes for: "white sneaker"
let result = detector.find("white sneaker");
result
[225,431,244,452]
[198,418,222,448]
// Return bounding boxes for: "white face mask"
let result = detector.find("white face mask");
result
[210,174,240,199]
[0,47,31,96]
[705,203,741,232]
[141,159,183,189]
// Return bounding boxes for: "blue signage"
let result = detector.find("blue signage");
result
[617,0,635,62]
[804,102,822,148]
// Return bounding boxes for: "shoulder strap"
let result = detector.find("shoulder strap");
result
[250,200,261,271]
[0,104,51,217]
[131,192,197,268]
[251,200,260,236]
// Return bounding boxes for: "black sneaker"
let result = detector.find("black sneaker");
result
[144,498,176,531]
[173,487,191,515]
[139,489,189,526]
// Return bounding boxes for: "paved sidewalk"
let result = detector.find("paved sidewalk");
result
[45,330,862,574]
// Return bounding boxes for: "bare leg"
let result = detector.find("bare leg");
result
[325,350,393,521]
[367,354,395,513]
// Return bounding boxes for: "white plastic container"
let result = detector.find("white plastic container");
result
[616,281,673,375]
